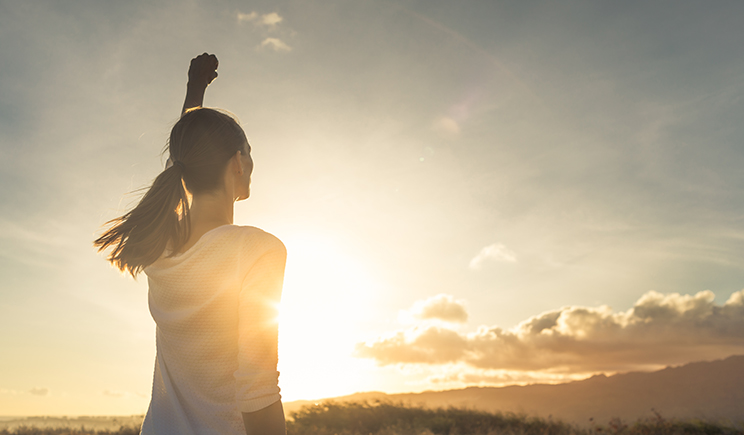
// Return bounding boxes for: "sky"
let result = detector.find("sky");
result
[1,0,744,416]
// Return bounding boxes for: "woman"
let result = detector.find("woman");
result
[94,53,287,435]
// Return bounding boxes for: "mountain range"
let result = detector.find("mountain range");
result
[284,355,744,424]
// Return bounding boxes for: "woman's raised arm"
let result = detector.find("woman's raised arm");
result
[182,53,219,115]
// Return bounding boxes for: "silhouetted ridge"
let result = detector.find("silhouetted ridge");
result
[284,355,744,424]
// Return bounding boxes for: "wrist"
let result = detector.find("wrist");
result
[186,81,208,93]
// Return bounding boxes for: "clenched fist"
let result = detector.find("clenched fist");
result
[188,53,219,88]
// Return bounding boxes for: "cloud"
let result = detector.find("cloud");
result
[260,38,292,52]
[237,11,258,23]
[29,387,50,396]
[357,326,469,365]
[425,366,585,387]
[237,11,292,52]
[404,294,468,323]
[434,117,460,135]
[237,11,284,28]
[355,289,744,373]
[469,243,517,269]
[260,12,283,26]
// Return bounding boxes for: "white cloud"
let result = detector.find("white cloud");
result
[237,11,291,53]
[260,38,292,52]
[237,11,284,28]
[260,12,283,26]
[29,387,50,396]
[237,11,258,23]
[403,294,468,324]
[355,289,744,373]
[434,116,460,135]
[727,290,744,306]
[469,243,517,269]
[358,326,468,365]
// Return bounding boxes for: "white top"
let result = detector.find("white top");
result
[140,224,286,435]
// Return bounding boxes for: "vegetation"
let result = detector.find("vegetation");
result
[1,402,742,435]
[0,428,139,435]
[286,401,744,435]
[287,401,572,435]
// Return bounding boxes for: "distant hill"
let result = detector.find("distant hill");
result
[284,355,744,424]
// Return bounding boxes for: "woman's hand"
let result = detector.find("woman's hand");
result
[188,52,219,88]
[242,401,286,435]
[182,53,219,115]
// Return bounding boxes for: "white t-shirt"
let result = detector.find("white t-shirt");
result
[140,224,286,435]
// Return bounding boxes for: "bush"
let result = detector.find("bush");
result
[2,403,741,435]
[287,401,744,435]
[287,400,577,435]
[0,427,139,435]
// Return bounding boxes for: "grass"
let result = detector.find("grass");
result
[0,429,140,435]
[287,401,573,435]
[2,402,742,435]
[286,401,744,435]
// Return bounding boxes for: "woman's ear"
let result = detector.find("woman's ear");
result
[232,150,243,175]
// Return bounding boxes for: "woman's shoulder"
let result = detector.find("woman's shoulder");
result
[217,225,286,253]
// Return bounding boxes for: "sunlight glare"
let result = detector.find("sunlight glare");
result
[277,233,380,400]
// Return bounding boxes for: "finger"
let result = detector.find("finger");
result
[208,71,218,83]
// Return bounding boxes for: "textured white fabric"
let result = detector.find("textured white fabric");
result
[140,224,286,435]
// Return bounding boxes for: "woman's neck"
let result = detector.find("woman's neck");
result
[190,190,234,226]
[180,190,234,252]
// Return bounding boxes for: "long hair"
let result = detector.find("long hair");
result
[94,108,248,277]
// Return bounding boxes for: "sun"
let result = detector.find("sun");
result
[275,232,380,401]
